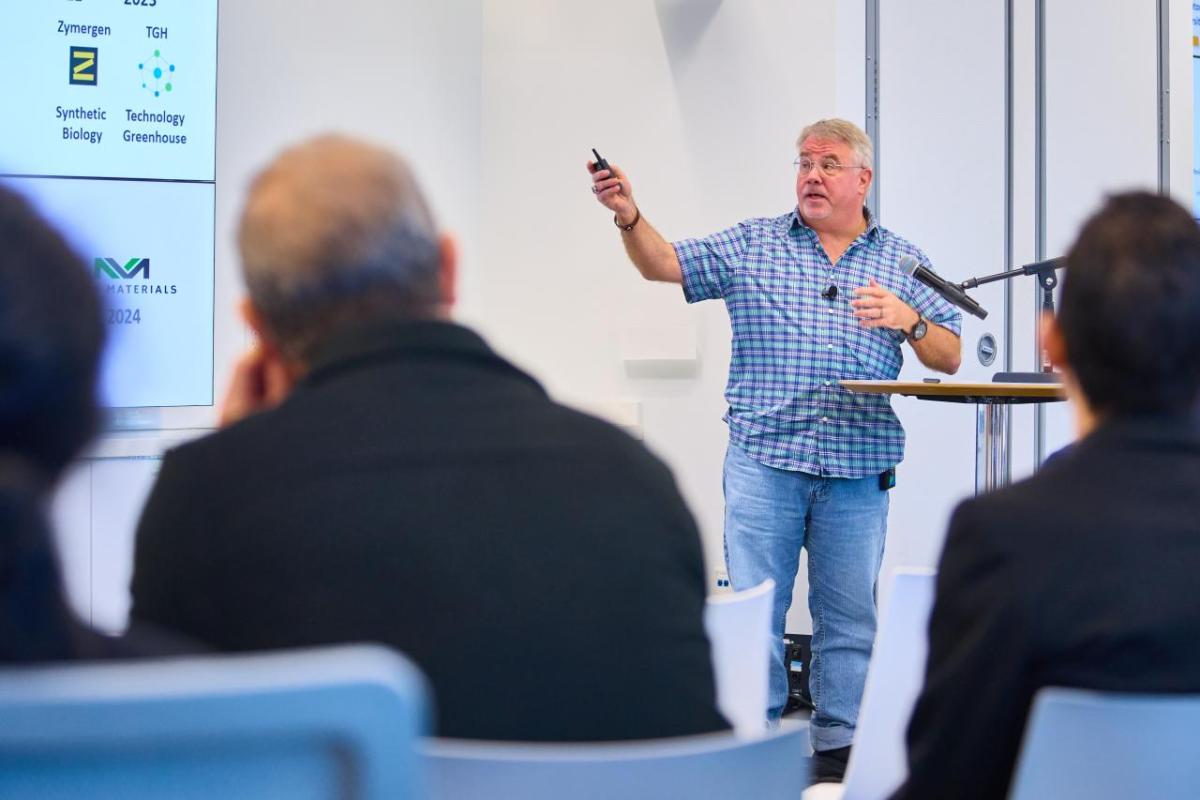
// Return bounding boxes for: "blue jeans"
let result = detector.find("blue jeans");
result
[722,443,888,752]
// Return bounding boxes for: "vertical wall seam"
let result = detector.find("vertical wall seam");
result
[866,0,880,218]
[88,465,94,628]
[1034,0,1046,468]
[1158,0,1171,193]
[1004,0,1014,484]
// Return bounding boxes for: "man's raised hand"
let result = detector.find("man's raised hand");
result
[588,160,637,226]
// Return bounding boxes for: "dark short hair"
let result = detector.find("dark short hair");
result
[1060,191,1200,416]
[0,185,105,479]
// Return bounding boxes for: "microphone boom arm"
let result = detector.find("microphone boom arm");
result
[959,258,1063,313]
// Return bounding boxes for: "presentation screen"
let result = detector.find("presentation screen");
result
[1194,4,1200,218]
[0,0,218,409]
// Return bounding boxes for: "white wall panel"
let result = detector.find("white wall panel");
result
[1169,0,1193,208]
[480,0,836,633]
[1008,0,1043,484]
[53,0,484,631]
[50,464,93,625]
[1038,0,1161,460]
[87,460,160,633]
[50,458,159,633]
[878,1,1008,568]
[57,0,1191,639]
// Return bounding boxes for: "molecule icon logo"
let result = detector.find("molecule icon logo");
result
[139,50,175,97]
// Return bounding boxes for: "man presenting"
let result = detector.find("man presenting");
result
[589,119,961,781]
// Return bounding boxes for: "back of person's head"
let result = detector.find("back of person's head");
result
[1059,191,1200,417]
[238,134,446,364]
[0,185,105,482]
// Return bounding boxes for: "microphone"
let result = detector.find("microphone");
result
[821,284,838,300]
[899,256,988,320]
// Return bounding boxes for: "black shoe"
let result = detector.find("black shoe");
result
[811,745,851,784]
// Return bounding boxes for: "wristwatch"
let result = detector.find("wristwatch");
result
[908,315,928,342]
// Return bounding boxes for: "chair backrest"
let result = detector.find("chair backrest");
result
[0,644,430,800]
[840,568,936,799]
[704,578,775,737]
[424,724,809,800]
[1008,688,1200,800]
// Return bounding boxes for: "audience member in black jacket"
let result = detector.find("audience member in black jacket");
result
[894,192,1200,800]
[129,135,728,742]
[0,186,184,663]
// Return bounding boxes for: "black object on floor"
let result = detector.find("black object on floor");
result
[811,745,851,784]
[783,633,814,713]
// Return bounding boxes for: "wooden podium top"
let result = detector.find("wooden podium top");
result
[841,379,1065,405]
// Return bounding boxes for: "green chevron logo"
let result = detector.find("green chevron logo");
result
[94,257,150,280]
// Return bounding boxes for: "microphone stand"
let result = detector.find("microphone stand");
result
[958,258,1063,382]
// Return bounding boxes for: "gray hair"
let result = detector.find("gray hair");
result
[796,119,874,171]
[238,134,442,361]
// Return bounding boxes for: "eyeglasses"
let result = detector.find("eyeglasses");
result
[793,158,868,178]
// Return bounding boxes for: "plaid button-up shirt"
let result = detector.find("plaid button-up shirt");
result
[675,208,961,479]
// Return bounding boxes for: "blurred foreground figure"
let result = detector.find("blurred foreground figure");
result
[130,135,728,741]
[896,192,1200,799]
[0,185,182,661]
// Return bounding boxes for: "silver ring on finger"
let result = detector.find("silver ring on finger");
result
[591,186,599,194]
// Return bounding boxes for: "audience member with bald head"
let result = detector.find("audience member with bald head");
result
[219,135,456,422]
[129,135,727,741]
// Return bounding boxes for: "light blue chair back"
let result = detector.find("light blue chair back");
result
[1009,688,1200,800]
[424,724,809,800]
[0,644,429,800]
[839,568,936,799]
[704,578,775,738]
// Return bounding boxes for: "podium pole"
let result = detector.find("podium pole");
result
[976,403,1009,494]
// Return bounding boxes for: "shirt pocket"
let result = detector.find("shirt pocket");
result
[845,332,902,380]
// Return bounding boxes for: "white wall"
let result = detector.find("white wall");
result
[878,0,1192,577]
[59,0,843,634]
[877,0,1009,573]
[53,0,484,632]
[53,0,1193,637]
[477,0,838,632]
[1009,0,1192,478]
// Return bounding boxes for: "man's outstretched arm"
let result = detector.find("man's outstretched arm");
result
[588,160,682,284]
